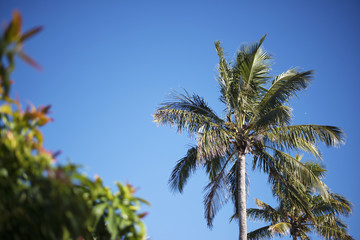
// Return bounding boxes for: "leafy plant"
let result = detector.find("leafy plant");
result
[247,156,353,240]
[153,36,344,240]
[0,11,148,240]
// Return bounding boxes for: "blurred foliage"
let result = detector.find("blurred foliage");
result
[0,11,148,240]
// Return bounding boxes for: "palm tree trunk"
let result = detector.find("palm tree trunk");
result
[292,235,297,240]
[238,153,247,240]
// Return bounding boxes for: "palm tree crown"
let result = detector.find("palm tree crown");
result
[247,156,353,240]
[153,35,345,240]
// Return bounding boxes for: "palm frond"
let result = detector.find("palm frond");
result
[247,225,273,240]
[246,199,280,223]
[312,193,352,217]
[168,146,198,193]
[299,231,311,240]
[236,34,271,90]
[153,90,224,136]
[215,41,237,113]
[166,90,222,120]
[258,69,313,114]
[270,149,329,197]
[203,171,228,228]
[252,149,316,221]
[250,105,292,131]
[315,223,354,240]
[203,153,234,227]
[255,199,274,210]
[268,222,291,235]
[204,154,226,181]
[226,160,240,222]
[266,125,345,154]
[247,208,273,223]
[153,108,213,136]
[304,161,327,178]
[328,193,353,216]
[315,214,346,228]
[197,127,231,160]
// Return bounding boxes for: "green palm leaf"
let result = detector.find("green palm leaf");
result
[247,161,353,240]
[215,41,236,112]
[251,105,292,131]
[247,225,273,240]
[258,69,313,113]
[203,153,234,227]
[247,199,280,223]
[168,146,198,193]
[235,34,271,89]
[154,90,223,135]
[315,224,354,240]
[252,150,316,221]
[197,127,231,160]
[266,125,345,153]
[269,222,291,235]
[312,193,352,217]
[203,168,228,228]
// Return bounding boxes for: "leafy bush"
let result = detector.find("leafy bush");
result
[0,11,148,240]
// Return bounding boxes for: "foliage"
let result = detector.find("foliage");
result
[153,35,344,240]
[0,11,148,240]
[247,156,353,240]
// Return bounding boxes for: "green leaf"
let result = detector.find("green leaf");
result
[92,203,107,223]
[0,168,8,177]
[4,11,22,41]
[0,104,12,114]
[107,207,118,240]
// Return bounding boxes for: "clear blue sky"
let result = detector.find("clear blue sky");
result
[2,1,360,239]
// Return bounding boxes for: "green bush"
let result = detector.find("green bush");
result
[0,11,148,240]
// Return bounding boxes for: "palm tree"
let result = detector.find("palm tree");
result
[153,36,345,240]
[247,157,353,240]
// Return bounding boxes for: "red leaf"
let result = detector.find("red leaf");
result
[20,26,43,42]
[18,51,42,70]
[138,212,148,219]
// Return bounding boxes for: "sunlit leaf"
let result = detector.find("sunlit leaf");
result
[0,104,12,114]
